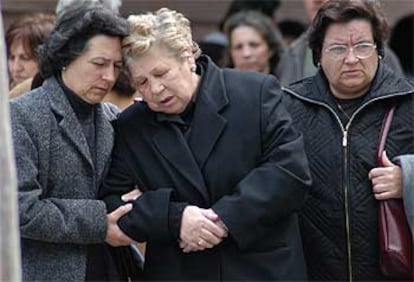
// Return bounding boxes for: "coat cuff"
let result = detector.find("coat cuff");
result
[168,202,188,240]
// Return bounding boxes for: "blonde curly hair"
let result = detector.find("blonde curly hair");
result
[123,8,200,65]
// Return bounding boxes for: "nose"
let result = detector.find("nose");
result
[344,47,359,64]
[9,57,23,73]
[101,65,117,83]
[241,46,252,58]
[150,79,164,95]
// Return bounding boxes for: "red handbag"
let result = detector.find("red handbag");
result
[376,105,413,280]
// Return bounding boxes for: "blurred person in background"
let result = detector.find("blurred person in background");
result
[276,0,403,86]
[389,14,414,79]
[103,67,138,110]
[199,0,284,67]
[278,19,306,47]
[6,13,55,90]
[224,10,284,75]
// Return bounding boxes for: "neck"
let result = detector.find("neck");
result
[329,84,370,100]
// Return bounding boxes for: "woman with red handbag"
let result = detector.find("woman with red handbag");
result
[281,0,414,280]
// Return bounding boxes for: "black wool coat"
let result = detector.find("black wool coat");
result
[101,56,312,281]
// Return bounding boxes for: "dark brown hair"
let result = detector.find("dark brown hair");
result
[308,0,389,66]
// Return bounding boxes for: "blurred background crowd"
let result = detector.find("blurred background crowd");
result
[2,1,413,96]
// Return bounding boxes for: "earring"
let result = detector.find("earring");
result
[317,62,321,68]
[379,55,383,60]
[62,66,67,71]
[190,65,196,72]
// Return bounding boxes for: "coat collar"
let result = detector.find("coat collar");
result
[152,55,228,204]
[287,62,414,106]
[44,76,114,178]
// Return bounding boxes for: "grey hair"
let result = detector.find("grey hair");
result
[56,0,122,19]
[122,8,200,66]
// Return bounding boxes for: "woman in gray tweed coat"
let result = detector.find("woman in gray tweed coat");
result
[10,5,137,281]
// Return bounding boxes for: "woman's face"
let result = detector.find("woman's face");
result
[128,45,199,114]
[230,25,273,74]
[62,35,123,104]
[8,39,38,87]
[320,19,379,99]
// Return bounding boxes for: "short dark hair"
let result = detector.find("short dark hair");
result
[308,0,389,66]
[219,0,280,31]
[38,5,128,78]
[6,13,56,61]
[224,10,283,74]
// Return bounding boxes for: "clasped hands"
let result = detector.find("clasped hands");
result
[104,189,228,253]
[179,205,228,253]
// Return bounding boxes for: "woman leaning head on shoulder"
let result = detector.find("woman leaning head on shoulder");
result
[122,8,202,114]
[10,4,141,282]
[38,4,128,104]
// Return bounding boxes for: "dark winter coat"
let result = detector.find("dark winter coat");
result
[100,55,312,281]
[282,63,414,281]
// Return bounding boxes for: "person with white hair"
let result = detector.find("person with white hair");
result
[56,0,122,18]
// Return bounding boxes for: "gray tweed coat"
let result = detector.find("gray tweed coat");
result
[10,76,118,281]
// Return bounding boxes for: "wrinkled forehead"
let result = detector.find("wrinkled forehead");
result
[323,19,374,45]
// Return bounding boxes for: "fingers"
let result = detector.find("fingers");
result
[200,208,218,221]
[105,204,135,247]
[373,191,398,200]
[201,216,228,239]
[179,206,228,253]
[369,164,402,200]
[108,203,133,222]
[381,151,394,167]
[121,187,142,202]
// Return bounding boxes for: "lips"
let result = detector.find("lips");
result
[95,86,110,93]
[342,69,362,76]
[161,96,174,104]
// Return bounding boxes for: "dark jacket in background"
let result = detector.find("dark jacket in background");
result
[281,63,414,280]
[101,56,312,281]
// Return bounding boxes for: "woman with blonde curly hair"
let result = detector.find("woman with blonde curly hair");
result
[100,7,311,281]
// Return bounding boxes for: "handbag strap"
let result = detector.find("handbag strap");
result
[376,105,396,167]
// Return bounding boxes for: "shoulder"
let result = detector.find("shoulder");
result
[116,101,153,129]
[10,87,49,120]
[102,102,121,121]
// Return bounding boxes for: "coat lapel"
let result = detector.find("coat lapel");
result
[152,56,229,204]
[95,104,114,181]
[189,58,228,168]
[45,77,93,168]
[152,123,209,201]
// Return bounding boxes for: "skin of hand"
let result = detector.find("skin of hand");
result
[105,203,137,246]
[121,187,142,202]
[179,206,228,253]
[368,151,403,200]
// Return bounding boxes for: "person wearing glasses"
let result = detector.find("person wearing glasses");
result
[275,0,403,86]
[281,0,414,280]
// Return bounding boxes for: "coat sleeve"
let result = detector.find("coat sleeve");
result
[212,75,312,250]
[11,101,108,244]
[99,122,174,243]
[394,154,414,234]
